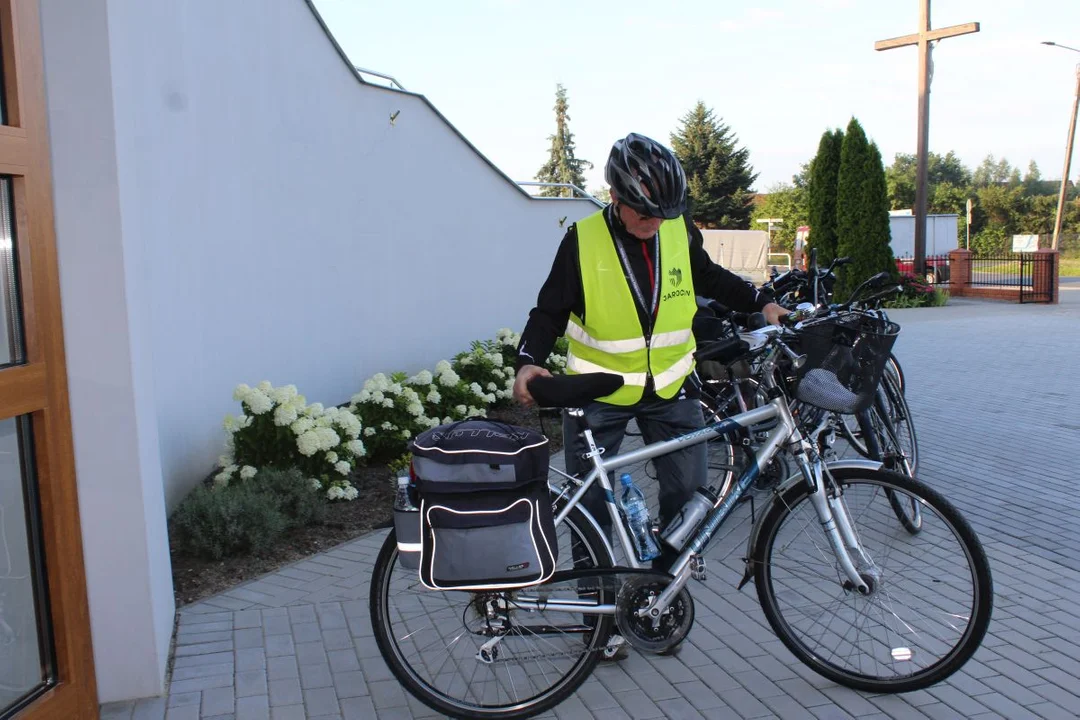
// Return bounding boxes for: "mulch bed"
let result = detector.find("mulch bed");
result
[170,406,563,607]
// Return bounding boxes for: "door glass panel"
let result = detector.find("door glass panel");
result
[0,179,23,366]
[0,416,54,716]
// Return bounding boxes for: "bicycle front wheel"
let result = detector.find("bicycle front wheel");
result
[753,468,992,693]
[370,503,615,720]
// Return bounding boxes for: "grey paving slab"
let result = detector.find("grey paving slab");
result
[104,290,1080,718]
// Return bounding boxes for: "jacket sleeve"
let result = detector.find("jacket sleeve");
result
[516,228,581,372]
[686,218,770,314]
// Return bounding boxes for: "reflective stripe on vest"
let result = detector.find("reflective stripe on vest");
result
[565,210,698,405]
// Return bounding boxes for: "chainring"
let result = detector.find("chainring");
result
[615,575,695,654]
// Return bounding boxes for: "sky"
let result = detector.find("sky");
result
[311,0,1080,194]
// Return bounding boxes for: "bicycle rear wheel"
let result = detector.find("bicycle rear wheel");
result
[370,502,614,720]
[753,468,992,693]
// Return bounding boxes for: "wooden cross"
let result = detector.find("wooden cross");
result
[876,1,979,275]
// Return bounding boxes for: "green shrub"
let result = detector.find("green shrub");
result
[257,467,327,528]
[170,484,288,560]
[170,467,328,561]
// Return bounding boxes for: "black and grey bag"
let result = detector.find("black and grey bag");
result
[407,419,556,591]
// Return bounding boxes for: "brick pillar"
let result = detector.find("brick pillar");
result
[949,249,971,297]
[1036,248,1060,304]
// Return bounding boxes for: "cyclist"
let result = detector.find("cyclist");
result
[513,133,786,658]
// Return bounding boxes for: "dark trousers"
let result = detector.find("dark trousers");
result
[563,395,707,544]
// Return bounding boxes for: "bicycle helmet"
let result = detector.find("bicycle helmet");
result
[605,133,688,220]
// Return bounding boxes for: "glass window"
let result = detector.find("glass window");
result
[0,416,54,717]
[0,178,23,366]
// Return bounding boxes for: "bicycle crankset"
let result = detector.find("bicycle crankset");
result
[614,575,695,654]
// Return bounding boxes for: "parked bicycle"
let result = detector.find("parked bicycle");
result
[369,308,992,719]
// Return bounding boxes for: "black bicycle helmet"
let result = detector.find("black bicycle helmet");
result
[605,133,688,220]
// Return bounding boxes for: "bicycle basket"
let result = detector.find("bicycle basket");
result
[793,312,900,414]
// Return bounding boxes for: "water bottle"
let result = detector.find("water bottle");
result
[618,473,660,561]
[660,486,718,551]
[394,476,418,512]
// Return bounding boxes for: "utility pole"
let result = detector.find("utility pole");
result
[876,1,979,277]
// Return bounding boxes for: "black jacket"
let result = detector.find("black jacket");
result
[517,205,769,396]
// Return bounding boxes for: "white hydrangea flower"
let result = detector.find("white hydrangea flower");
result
[381,421,395,430]
[223,414,239,432]
[426,417,441,428]
[388,382,403,395]
[427,389,441,404]
[485,393,496,403]
[401,388,420,403]
[467,406,486,417]
[364,373,390,392]
[406,402,424,417]
[315,414,333,428]
[438,370,460,387]
[240,466,257,480]
[307,402,325,417]
[490,353,504,367]
[460,355,474,366]
[232,384,251,402]
[343,485,359,501]
[256,380,272,392]
[486,382,497,391]
[435,360,452,374]
[455,405,467,415]
[274,403,299,427]
[346,439,366,456]
[316,427,340,451]
[310,478,322,491]
[245,389,273,415]
[218,454,234,467]
[335,460,351,475]
[238,414,253,429]
[270,384,298,404]
[213,472,230,488]
[400,429,411,439]
[326,451,339,463]
[291,417,315,435]
[327,485,345,501]
[470,382,483,396]
[351,390,369,404]
[409,370,433,386]
[364,427,377,437]
[442,416,453,424]
[337,413,362,438]
[382,398,394,408]
[297,431,321,457]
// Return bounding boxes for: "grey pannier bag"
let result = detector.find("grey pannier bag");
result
[408,419,556,591]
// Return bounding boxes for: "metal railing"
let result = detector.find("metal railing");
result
[895,254,951,284]
[516,182,604,207]
[352,66,407,91]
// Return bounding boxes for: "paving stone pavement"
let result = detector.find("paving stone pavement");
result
[102,288,1080,720]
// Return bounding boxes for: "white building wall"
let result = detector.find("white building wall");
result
[41,0,597,702]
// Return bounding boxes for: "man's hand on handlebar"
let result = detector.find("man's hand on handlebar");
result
[513,364,552,408]
[762,302,790,327]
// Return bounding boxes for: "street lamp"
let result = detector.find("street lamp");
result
[1042,41,1080,252]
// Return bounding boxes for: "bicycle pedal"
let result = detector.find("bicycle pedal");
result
[690,555,707,582]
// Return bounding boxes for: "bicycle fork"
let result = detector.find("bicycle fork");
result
[794,448,875,595]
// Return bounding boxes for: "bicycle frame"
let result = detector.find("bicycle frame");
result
[514,340,877,619]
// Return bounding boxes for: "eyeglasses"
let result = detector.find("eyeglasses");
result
[618,202,659,223]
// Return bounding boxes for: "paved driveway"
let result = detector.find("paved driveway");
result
[103,287,1080,720]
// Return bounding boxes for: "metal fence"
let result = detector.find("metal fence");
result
[895,254,951,285]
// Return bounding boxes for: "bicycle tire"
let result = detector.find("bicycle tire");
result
[839,375,918,476]
[370,501,614,720]
[753,468,992,693]
[862,382,922,533]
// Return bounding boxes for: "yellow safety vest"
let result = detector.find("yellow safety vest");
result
[565,210,697,405]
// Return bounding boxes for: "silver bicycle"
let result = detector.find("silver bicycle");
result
[369,314,992,720]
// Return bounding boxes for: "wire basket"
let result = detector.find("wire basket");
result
[793,312,900,414]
